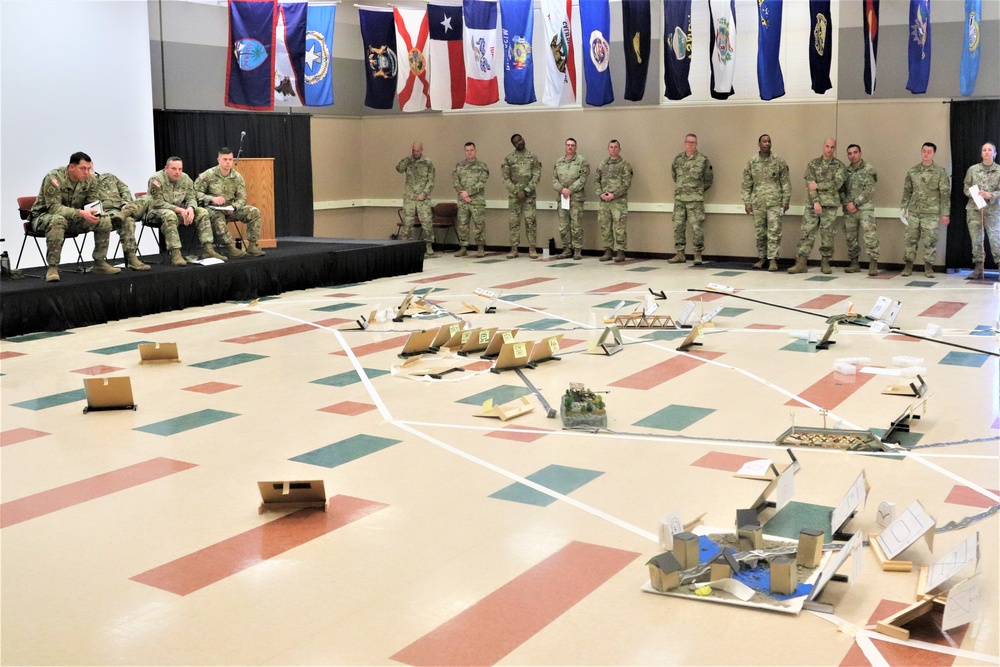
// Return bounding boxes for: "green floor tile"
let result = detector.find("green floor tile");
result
[311,302,365,312]
[780,339,819,353]
[870,427,924,449]
[763,501,834,543]
[713,271,744,277]
[594,300,638,309]
[411,287,442,296]
[456,384,533,406]
[500,294,538,302]
[518,318,568,331]
[939,351,990,368]
[6,331,73,343]
[88,341,155,355]
[717,307,751,317]
[475,258,506,264]
[489,464,604,506]
[12,389,87,411]
[190,353,268,370]
[627,266,659,272]
[805,275,837,282]
[547,262,577,268]
[134,409,240,436]
[290,434,401,468]
[970,325,993,337]
[634,404,715,431]
[640,330,689,341]
[906,280,936,287]
[311,368,390,387]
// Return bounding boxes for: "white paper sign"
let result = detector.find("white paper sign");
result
[968,184,987,210]
[561,193,570,210]
[657,510,684,550]
[736,459,773,477]
[831,471,868,533]
[926,532,979,591]
[875,501,894,528]
[875,500,935,559]
[943,575,982,631]
[775,467,795,510]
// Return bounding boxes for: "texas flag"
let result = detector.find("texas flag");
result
[394,7,431,111]
[428,3,466,109]
[463,0,499,105]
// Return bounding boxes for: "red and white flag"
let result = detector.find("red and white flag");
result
[427,3,465,109]
[540,0,576,106]
[463,0,499,105]
[394,7,431,111]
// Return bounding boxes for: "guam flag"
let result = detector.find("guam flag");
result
[274,2,307,106]
[960,0,980,96]
[863,0,879,95]
[305,4,335,105]
[663,0,692,101]
[580,0,613,106]
[906,0,931,94]
[809,0,832,94]
[463,0,499,106]
[360,8,398,109]
[757,0,784,101]
[500,0,535,105]
[709,0,736,100]
[226,0,277,110]
[621,0,650,102]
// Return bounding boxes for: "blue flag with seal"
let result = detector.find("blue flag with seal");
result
[305,3,335,105]
[757,0,784,101]
[621,0,650,102]
[580,0,613,106]
[226,0,277,111]
[960,0,980,96]
[359,8,398,109]
[500,0,535,105]
[663,0,692,101]
[906,0,931,94]
[809,0,832,94]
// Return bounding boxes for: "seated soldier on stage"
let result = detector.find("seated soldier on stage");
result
[195,147,265,258]
[95,170,150,271]
[29,151,121,282]
[146,156,221,266]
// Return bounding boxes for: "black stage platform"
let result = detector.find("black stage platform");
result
[0,237,424,338]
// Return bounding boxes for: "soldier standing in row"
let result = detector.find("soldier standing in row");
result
[500,134,542,259]
[842,144,880,276]
[453,142,490,258]
[95,170,150,271]
[788,138,847,274]
[196,147,265,258]
[147,156,220,266]
[963,142,999,280]
[900,142,950,277]
[594,139,633,263]
[396,142,436,256]
[29,151,122,282]
[669,134,714,265]
[741,134,790,272]
[553,137,589,260]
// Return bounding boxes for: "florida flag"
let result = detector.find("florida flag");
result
[394,8,431,111]
[463,0,499,105]
[540,0,577,106]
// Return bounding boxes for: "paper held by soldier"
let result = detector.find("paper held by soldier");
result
[84,200,104,214]
[210,205,235,211]
[968,185,987,210]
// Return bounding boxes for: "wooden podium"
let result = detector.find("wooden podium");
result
[233,157,276,248]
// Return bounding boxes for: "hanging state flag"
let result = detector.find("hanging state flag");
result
[226,0,277,111]
[863,0,879,95]
[906,0,931,94]
[428,3,466,110]
[274,2,306,106]
[540,0,577,106]
[960,0,981,96]
[500,0,535,105]
[304,4,335,106]
[709,0,736,100]
[809,0,832,94]
[394,7,431,111]
[359,8,398,109]
[580,0,613,106]
[621,0,650,102]
[663,0,692,101]
[757,0,784,100]
[463,0,499,105]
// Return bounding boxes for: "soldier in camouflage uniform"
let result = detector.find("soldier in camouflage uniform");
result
[95,171,150,271]
[395,142,436,256]
[788,138,847,275]
[741,134,790,272]
[552,137,590,260]
[594,139,633,263]
[452,142,490,258]
[900,142,950,278]
[962,142,1000,280]
[195,148,264,258]
[147,157,219,266]
[841,144,880,276]
[500,134,542,259]
[669,134,714,265]
[29,151,121,282]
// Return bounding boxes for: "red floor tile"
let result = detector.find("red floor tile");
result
[390,541,639,666]
[747,323,784,330]
[944,485,1000,509]
[130,495,387,595]
[586,282,644,294]
[886,334,921,342]
[491,277,556,289]
[918,301,967,318]
[71,365,124,376]
[0,351,27,360]
[485,424,553,443]
[130,310,259,333]
[785,371,878,411]
[465,361,494,372]
[325,292,356,298]
[222,317,351,344]
[183,382,240,394]
[797,294,850,309]
[1,427,50,448]
[690,451,761,472]
[332,335,410,357]
[840,599,968,666]
[610,351,724,390]
[319,401,378,416]
[684,292,726,302]
[412,272,473,284]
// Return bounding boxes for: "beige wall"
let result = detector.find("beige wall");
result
[312,100,952,262]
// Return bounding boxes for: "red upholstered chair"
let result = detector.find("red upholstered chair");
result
[15,195,88,275]
[394,202,458,246]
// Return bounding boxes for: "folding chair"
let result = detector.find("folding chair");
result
[393,202,459,246]
[112,191,160,262]
[15,195,88,276]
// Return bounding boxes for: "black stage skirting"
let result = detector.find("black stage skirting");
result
[0,238,424,338]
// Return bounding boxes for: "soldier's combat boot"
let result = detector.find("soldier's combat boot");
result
[169,249,187,266]
[454,246,468,257]
[693,252,703,265]
[246,242,265,257]
[614,250,626,263]
[506,246,518,259]
[225,242,246,258]
[126,251,150,271]
[91,260,121,275]
[787,255,808,274]
[752,258,765,270]
[845,259,861,273]
[528,247,538,259]
[969,262,985,280]
[924,265,935,278]
[668,252,686,264]
[868,261,879,276]
[476,245,485,258]
[557,248,572,259]
[45,266,60,282]
[201,243,227,261]
[425,243,435,257]
[820,258,832,274]
[599,249,613,262]
[573,248,583,261]
[901,261,913,277]
[768,258,779,272]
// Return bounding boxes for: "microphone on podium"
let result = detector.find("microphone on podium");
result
[236,131,246,164]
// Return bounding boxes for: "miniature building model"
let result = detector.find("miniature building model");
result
[709,550,739,581]
[797,528,825,568]
[738,523,764,551]
[647,552,683,592]
[672,531,700,570]
[770,557,797,595]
